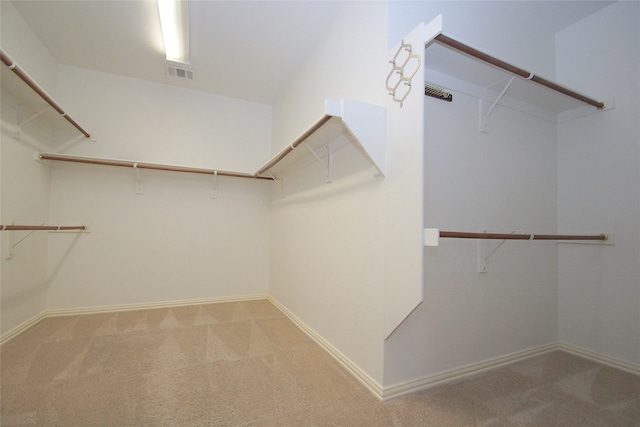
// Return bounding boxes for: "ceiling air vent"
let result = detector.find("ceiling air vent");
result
[166,64,193,80]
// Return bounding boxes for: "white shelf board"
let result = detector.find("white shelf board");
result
[1,65,66,132]
[265,117,349,178]
[420,15,608,120]
[259,99,386,180]
[1,58,91,139]
[425,41,591,115]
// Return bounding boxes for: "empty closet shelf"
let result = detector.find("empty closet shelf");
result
[423,228,610,247]
[1,49,91,138]
[37,153,272,181]
[0,224,87,231]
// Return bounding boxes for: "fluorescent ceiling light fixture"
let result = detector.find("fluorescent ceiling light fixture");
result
[157,0,190,64]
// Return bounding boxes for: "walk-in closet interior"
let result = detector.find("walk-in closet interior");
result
[1,0,638,417]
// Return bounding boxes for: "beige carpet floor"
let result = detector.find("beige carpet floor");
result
[1,299,638,426]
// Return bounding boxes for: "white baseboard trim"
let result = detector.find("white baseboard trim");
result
[1,311,47,346]
[1,295,268,346]
[382,343,559,401]
[46,294,269,317]
[267,296,385,400]
[559,342,640,376]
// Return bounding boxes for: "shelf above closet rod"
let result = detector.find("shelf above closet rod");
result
[38,153,273,181]
[439,231,608,241]
[256,99,386,180]
[256,114,333,176]
[432,34,606,110]
[424,228,612,247]
[0,225,86,231]
[0,50,91,138]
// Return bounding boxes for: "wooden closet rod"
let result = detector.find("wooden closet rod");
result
[0,50,91,138]
[256,114,333,176]
[434,35,606,110]
[439,231,608,241]
[39,153,273,181]
[0,225,86,231]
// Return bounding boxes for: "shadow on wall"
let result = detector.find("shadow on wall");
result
[269,142,384,206]
[46,232,84,285]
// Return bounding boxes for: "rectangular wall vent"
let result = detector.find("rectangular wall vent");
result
[166,64,193,80]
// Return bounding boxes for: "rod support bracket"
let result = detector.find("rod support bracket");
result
[133,163,144,195]
[211,170,219,199]
[480,76,515,133]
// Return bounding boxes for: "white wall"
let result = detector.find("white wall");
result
[271,3,388,150]
[383,1,563,388]
[556,1,640,366]
[46,66,273,311]
[269,2,391,386]
[0,1,58,336]
[55,66,272,173]
[1,113,52,336]
[385,82,559,386]
[47,162,271,310]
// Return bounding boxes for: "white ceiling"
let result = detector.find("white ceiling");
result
[11,0,614,106]
[493,1,615,34]
[11,0,346,105]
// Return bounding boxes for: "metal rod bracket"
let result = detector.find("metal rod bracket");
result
[15,105,52,139]
[480,76,515,133]
[134,163,144,195]
[211,170,219,199]
[303,141,333,183]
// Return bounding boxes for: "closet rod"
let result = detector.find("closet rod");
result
[0,50,91,138]
[0,225,86,231]
[433,35,606,110]
[256,114,333,176]
[38,153,273,181]
[440,231,608,241]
